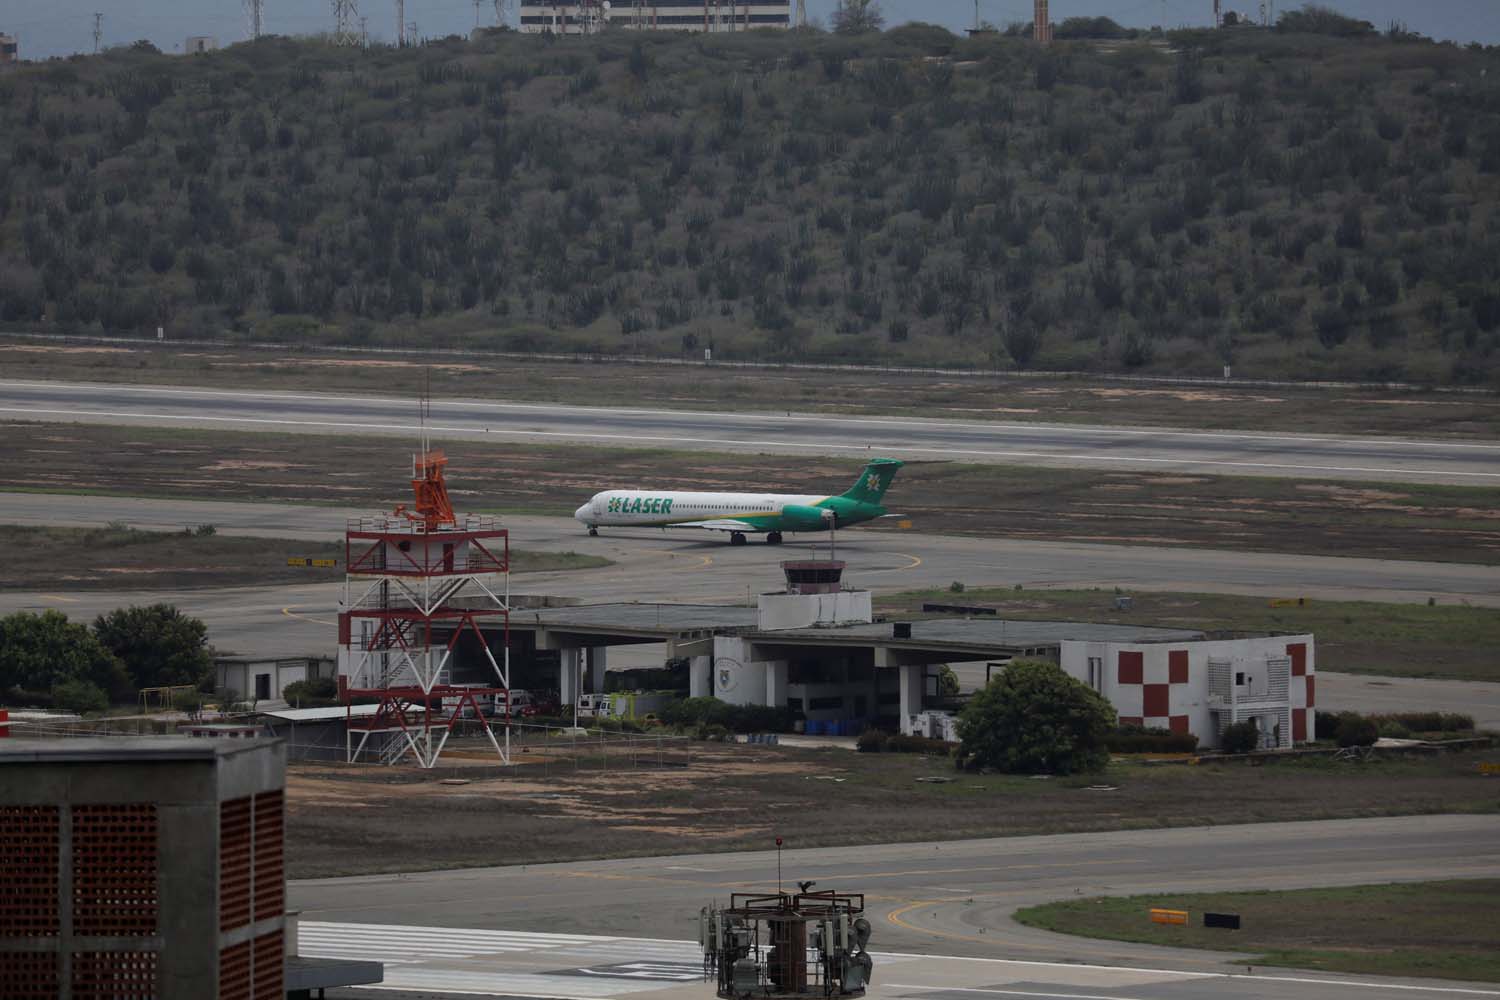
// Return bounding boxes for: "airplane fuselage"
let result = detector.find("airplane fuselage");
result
[573,490,883,534]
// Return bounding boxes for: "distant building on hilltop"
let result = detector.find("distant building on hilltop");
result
[519,0,790,34]
[0,33,18,64]
[185,35,218,54]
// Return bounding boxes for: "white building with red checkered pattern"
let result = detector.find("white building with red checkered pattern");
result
[1059,634,1315,749]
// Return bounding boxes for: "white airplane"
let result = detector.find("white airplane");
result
[573,459,903,546]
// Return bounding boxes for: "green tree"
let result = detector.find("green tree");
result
[0,609,130,700]
[832,0,885,34]
[92,604,212,691]
[956,659,1113,774]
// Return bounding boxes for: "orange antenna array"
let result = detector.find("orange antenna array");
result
[393,369,456,531]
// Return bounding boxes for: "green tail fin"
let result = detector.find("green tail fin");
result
[841,458,903,504]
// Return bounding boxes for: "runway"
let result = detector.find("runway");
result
[290,814,1500,1000]
[4,378,1500,484]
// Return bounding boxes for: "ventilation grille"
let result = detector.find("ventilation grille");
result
[220,797,252,932]
[0,805,60,937]
[0,952,60,999]
[252,929,284,1000]
[252,792,284,922]
[218,939,251,1000]
[72,804,158,937]
[71,951,158,999]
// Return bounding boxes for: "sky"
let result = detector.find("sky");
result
[2,0,1496,60]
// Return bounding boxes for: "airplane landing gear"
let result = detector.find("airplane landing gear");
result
[587,527,598,537]
[730,532,747,546]
[766,532,783,545]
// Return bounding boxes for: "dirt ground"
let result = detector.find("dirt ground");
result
[6,421,1499,565]
[283,741,1500,879]
[5,337,1500,438]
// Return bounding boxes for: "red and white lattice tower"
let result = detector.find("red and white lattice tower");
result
[1034,0,1051,43]
[338,448,512,768]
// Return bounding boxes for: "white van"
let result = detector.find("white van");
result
[576,693,613,719]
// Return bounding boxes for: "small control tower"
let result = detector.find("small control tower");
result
[757,561,872,631]
[702,890,873,1000]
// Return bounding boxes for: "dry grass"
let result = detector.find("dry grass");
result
[880,587,1500,682]
[7,421,1500,565]
[1016,880,1500,982]
[283,742,1500,879]
[0,524,608,591]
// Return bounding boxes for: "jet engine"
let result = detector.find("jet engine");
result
[780,505,836,532]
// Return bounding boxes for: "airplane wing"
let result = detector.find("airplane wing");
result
[673,519,760,532]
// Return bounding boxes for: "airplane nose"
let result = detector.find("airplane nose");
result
[574,504,591,522]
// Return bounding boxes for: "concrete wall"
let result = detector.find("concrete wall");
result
[0,740,286,998]
[756,590,872,630]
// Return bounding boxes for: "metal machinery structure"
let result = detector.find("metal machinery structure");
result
[702,891,873,1000]
[339,447,513,768]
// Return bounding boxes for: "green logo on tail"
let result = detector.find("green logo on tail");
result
[841,458,903,504]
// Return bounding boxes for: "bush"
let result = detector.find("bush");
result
[52,679,108,715]
[1336,715,1380,747]
[1315,710,1473,742]
[956,659,1113,775]
[1105,726,1199,754]
[885,732,953,754]
[1220,720,1261,754]
[1368,711,1473,733]
[172,689,207,716]
[658,696,793,733]
[856,729,888,753]
[282,676,339,706]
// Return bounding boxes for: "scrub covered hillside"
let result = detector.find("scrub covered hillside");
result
[2,18,1499,383]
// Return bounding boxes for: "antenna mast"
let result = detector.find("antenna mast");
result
[331,0,361,46]
[245,0,264,39]
[92,12,103,53]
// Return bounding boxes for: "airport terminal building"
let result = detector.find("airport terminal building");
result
[364,562,1315,752]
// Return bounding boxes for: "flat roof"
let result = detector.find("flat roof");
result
[514,603,758,636]
[491,602,1211,653]
[747,618,1206,652]
[261,704,382,722]
[0,736,279,764]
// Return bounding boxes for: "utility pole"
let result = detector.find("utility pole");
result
[474,0,483,29]
[1213,0,1221,27]
[92,12,103,53]
[360,14,369,45]
[396,0,405,45]
[407,20,419,44]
